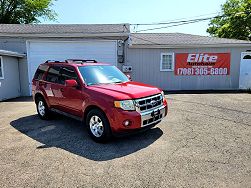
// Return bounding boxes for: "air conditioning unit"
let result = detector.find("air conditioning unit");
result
[122,65,132,73]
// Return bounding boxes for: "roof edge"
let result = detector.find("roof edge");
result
[0,32,130,38]
[129,43,251,49]
[0,50,26,58]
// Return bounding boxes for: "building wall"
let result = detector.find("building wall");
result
[0,37,123,96]
[0,56,21,101]
[0,38,27,53]
[0,38,29,96]
[126,47,251,90]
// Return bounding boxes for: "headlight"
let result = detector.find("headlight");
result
[161,91,165,98]
[114,100,135,111]
[161,91,167,103]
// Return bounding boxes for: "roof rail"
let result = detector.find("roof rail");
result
[65,59,97,64]
[45,60,61,64]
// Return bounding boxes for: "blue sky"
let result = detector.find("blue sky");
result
[44,0,226,36]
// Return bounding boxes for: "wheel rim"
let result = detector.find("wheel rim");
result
[89,115,104,138]
[38,101,46,116]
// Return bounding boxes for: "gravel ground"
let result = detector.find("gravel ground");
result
[0,93,250,188]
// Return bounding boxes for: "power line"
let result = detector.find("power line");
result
[131,12,219,26]
[132,15,222,33]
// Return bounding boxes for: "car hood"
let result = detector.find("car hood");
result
[87,81,162,100]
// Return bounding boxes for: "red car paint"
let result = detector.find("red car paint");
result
[32,61,168,135]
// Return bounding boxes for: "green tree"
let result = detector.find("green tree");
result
[207,0,251,40]
[0,0,57,24]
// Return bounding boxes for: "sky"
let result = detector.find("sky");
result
[44,0,227,36]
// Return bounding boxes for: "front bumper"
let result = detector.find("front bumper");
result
[141,105,166,127]
[109,104,167,134]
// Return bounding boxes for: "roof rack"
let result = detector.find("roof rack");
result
[65,59,97,64]
[45,60,61,63]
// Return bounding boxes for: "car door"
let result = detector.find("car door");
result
[43,65,62,107]
[57,66,84,117]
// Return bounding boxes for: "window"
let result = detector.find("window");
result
[243,55,251,60]
[78,65,129,86]
[160,53,174,71]
[0,56,4,79]
[34,65,48,80]
[45,66,60,83]
[58,66,79,85]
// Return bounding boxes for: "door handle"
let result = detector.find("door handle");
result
[60,88,64,92]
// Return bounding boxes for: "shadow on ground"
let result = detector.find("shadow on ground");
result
[10,114,163,161]
[3,97,33,102]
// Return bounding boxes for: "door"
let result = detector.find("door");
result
[57,66,84,117]
[239,52,251,89]
[27,40,117,94]
[44,65,62,107]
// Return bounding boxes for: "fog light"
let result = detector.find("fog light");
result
[123,120,131,127]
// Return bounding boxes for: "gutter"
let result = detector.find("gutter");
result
[0,50,26,58]
[129,43,251,49]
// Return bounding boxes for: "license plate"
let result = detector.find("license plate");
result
[151,109,160,117]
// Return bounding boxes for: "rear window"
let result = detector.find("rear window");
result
[33,65,48,80]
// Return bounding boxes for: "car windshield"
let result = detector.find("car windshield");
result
[78,65,129,86]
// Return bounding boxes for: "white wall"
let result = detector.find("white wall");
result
[126,47,251,90]
[0,56,21,101]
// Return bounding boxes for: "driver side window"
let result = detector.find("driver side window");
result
[58,66,79,85]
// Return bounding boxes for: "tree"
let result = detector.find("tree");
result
[0,0,57,24]
[207,0,251,40]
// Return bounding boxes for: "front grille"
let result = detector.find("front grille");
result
[135,94,163,112]
[143,114,163,126]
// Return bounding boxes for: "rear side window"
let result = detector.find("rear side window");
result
[34,65,48,80]
[45,66,60,83]
[58,66,79,85]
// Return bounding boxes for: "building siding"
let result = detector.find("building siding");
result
[126,47,251,90]
[0,36,250,95]
[0,56,21,101]
[0,37,122,96]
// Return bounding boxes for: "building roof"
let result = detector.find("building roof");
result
[130,33,251,48]
[0,24,130,38]
[0,50,25,58]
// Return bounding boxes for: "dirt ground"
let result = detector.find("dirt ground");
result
[0,93,250,188]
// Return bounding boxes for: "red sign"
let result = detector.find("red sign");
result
[175,53,230,76]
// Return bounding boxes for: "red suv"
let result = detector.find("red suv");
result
[32,59,168,142]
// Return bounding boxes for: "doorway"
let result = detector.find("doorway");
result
[239,52,251,89]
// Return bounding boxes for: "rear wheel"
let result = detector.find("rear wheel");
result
[86,109,112,143]
[36,97,51,120]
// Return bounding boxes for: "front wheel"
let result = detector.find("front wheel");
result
[36,97,51,120]
[86,109,112,143]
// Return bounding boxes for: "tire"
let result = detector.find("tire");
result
[86,109,112,143]
[36,97,51,120]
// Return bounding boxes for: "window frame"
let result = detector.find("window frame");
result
[160,53,174,72]
[0,56,4,79]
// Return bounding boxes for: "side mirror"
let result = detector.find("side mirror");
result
[126,74,132,81]
[65,79,78,87]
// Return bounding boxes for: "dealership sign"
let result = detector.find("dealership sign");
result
[175,53,230,76]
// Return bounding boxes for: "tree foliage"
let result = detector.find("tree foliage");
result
[0,0,57,24]
[207,0,251,40]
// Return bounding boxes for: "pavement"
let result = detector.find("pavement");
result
[0,93,250,188]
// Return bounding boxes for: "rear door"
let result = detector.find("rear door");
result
[44,65,62,107]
